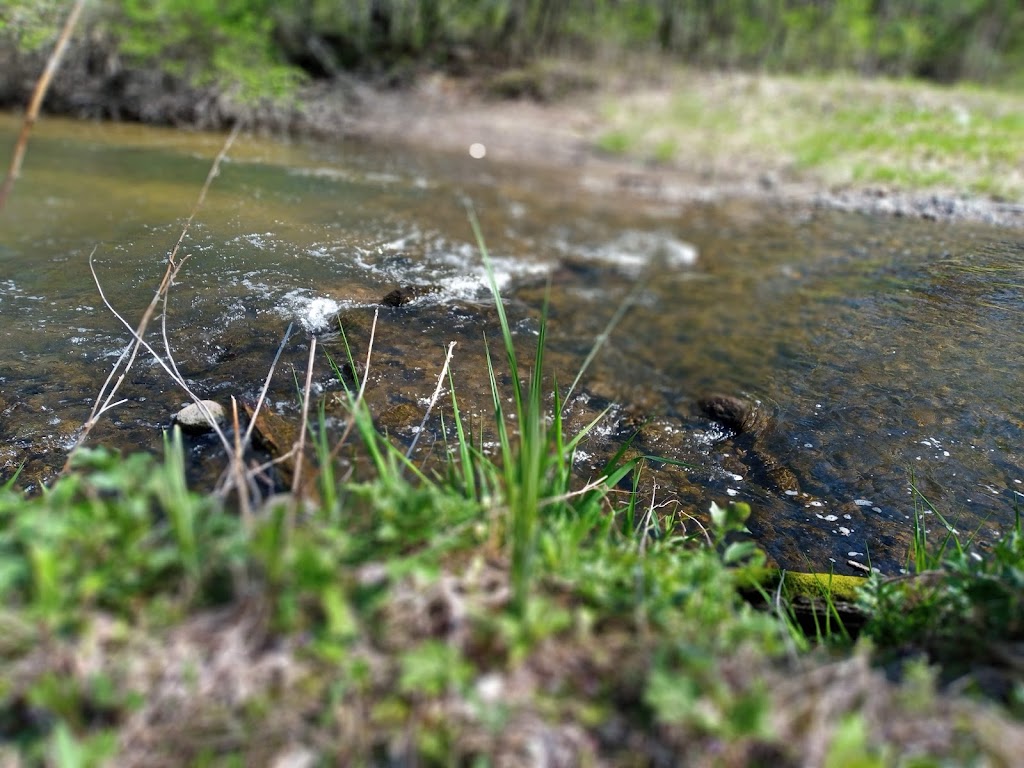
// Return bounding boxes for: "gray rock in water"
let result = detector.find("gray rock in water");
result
[173,400,226,433]
[696,393,769,436]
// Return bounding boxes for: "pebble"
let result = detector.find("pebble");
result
[173,400,226,433]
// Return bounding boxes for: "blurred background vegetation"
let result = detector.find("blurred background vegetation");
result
[3,0,1024,99]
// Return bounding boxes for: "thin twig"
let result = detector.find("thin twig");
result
[0,0,87,211]
[562,276,646,413]
[230,396,252,527]
[405,341,457,460]
[638,481,658,555]
[166,122,242,268]
[354,310,377,410]
[65,123,241,470]
[84,255,235,457]
[535,473,615,508]
[241,323,294,447]
[291,336,318,500]
[213,321,296,499]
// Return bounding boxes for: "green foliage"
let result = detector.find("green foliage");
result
[0,436,240,628]
[105,0,302,100]
[859,494,1024,684]
[47,722,118,768]
[9,0,1024,104]
[600,72,1024,199]
[470,207,633,615]
[595,130,632,155]
[823,714,888,768]
[0,0,66,51]
[398,640,473,698]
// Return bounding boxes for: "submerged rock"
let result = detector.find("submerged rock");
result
[696,393,769,436]
[697,393,801,495]
[376,402,421,434]
[379,284,440,307]
[173,400,226,433]
[381,287,416,307]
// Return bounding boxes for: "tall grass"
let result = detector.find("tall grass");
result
[467,208,636,614]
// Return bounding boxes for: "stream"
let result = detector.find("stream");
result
[2,113,1022,574]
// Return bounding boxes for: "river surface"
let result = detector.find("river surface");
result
[2,114,1022,574]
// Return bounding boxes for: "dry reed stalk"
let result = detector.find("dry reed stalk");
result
[65,122,242,471]
[405,341,457,460]
[240,323,294,449]
[84,253,234,457]
[222,322,298,508]
[290,336,318,504]
[0,0,87,212]
[229,396,253,526]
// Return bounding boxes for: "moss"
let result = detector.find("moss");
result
[777,571,868,603]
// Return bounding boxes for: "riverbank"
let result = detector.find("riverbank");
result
[337,63,1024,227]
[6,46,1024,227]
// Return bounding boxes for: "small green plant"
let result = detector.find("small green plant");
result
[47,722,118,768]
[0,437,239,628]
[596,130,633,155]
[652,138,678,163]
[468,208,639,615]
[859,486,1024,690]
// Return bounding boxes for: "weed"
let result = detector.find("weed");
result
[468,207,637,615]
[859,486,1024,695]
[0,439,239,628]
[596,129,632,155]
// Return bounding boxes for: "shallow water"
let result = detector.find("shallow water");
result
[2,114,1021,573]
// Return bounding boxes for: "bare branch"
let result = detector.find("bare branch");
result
[65,123,242,470]
[291,336,318,498]
[229,396,253,527]
[405,341,457,460]
[83,254,235,456]
[0,0,87,211]
[241,323,294,448]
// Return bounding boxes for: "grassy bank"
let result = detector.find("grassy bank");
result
[1,224,1022,765]
[595,68,1024,200]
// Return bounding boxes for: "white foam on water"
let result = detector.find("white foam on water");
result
[230,232,278,250]
[289,166,356,182]
[565,230,699,275]
[278,291,345,333]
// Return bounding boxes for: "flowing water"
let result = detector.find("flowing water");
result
[2,114,1022,574]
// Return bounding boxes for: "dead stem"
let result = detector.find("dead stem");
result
[405,341,457,461]
[83,254,234,456]
[0,0,87,212]
[64,122,242,472]
[241,323,294,449]
[230,397,253,527]
[291,336,318,507]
